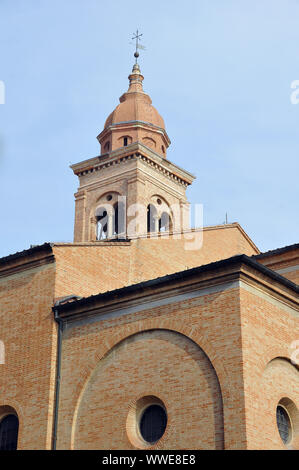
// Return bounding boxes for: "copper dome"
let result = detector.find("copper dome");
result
[104,64,165,130]
[98,63,170,158]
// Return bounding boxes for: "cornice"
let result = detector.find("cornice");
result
[70,142,195,188]
[97,120,171,146]
[238,264,298,311]
[0,252,55,279]
[53,241,131,247]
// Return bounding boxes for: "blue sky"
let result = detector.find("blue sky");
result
[0,0,298,257]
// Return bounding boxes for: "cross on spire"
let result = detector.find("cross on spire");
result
[131,29,145,63]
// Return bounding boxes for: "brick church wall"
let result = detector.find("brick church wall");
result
[56,285,247,450]
[53,223,258,299]
[0,250,57,449]
[240,286,299,449]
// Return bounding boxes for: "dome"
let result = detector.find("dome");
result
[98,63,170,158]
[104,98,165,130]
[104,64,165,130]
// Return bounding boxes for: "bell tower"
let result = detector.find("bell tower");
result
[71,46,195,242]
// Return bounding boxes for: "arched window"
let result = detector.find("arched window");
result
[276,406,292,444]
[104,141,110,152]
[147,204,157,233]
[96,207,108,240]
[159,212,171,232]
[118,136,132,147]
[0,414,19,450]
[113,201,126,237]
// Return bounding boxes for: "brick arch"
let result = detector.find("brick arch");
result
[72,319,229,398]
[95,190,122,206]
[150,193,170,205]
[0,404,20,421]
[0,401,23,423]
[255,343,294,376]
[147,195,174,232]
[264,357,299,405]
[70,319,228,449]
[149,194,171,213]
[266,356,299,372]
[117,135,133,145]
[89,190,123,222]
[142,136,156,149]
[260,356,299,449]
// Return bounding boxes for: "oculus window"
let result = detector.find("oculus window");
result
[139,404,167,444]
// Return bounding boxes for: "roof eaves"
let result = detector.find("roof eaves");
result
[0,243,54,266]
[254,243,299,259]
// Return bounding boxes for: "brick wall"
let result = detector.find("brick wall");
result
[56,286,247,450]
[240,286,299,449]
[53,224,258,299]
[54,259,298,450]
[0,251,57,450]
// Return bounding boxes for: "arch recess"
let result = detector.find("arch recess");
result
[70,327,224,450]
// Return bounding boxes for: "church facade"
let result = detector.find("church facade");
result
[0,59,298,450]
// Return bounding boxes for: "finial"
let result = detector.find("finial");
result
[123,30,146,96]
[131,29,146,64]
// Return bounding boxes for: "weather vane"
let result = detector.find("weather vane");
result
[131,29,146,63]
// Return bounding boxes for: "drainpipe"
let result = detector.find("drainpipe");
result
[52,295,81,450]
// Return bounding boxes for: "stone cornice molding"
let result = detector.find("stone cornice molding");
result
[70,142,195,188]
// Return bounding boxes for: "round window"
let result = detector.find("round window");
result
[139,404,167,444]
[276,405,292,444]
